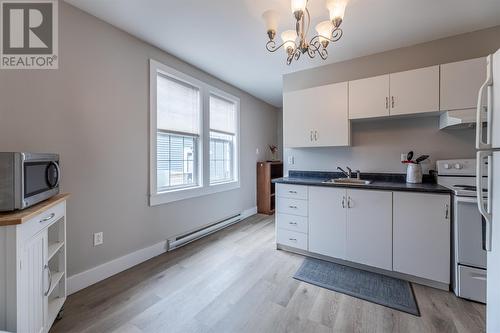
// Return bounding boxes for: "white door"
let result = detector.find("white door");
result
[18,230,47,333]
[390,66,440,116]
[346,189,392,270]
[283,83,350,147]
[283,88,315,148]
[314,82,350,147]
[349,75,390,119]
[440,57,486,111]
[308,187,347,259]
[393,192,451,284]
[488,151,500,332]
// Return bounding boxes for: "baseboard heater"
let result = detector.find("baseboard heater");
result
[167,213,242,251]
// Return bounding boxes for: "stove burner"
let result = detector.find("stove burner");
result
[453,185,487,192]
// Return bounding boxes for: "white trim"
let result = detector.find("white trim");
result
[67,206,257,295]
[149,59,241,206]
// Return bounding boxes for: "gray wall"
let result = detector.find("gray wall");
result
[0,3,278,276]
[282,26,500,175]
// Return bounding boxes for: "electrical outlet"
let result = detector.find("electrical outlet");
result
[93,232,103,247]
[400,153,407,162]
[288,156,295,165]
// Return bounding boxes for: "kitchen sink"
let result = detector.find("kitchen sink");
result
[322,178,373,185]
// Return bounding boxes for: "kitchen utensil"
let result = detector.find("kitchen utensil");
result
[407,151,414,162]
[415,155,429,164]
[406,163,423,183]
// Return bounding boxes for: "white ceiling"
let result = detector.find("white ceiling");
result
[64,0,500,107]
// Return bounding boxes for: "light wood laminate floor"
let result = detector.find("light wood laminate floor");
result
[51,214,485,333]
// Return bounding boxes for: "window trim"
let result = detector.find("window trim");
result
[149,59,240,206]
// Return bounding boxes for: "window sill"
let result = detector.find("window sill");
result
[150,180,240,206]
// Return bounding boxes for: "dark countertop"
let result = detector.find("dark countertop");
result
[272,171,451,194]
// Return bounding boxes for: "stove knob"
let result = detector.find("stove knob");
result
[454,163,463,170]
[443,163,450,169]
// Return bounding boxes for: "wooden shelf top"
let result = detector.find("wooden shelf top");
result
[0,193,70,226]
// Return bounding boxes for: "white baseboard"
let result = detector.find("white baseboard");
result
[67,206,257,295]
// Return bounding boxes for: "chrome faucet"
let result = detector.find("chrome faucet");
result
[337,166,361,179]
[337,166,351,178]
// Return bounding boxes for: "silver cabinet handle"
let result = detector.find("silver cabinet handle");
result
[289,222,298,225]
[445,204,449,220]
[314,131,318,141]
[391,96,395,108]
[289,238,297,242]
[288,190,297,194]
[347,197,352,209]
[310,131,313,141]
[40,213,55,223]
[385,97,389,109]
[44,264,52,296]
[289,205,297,209]
[342,196,346,208]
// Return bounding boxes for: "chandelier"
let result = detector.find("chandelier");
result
[262,0,348,65]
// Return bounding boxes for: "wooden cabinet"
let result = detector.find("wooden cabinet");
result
[0,195,68,333]
[283,82,350,148]
[393,192,450,284]
[389,66,440,116]
[440,57,486,111]
[257,161,283,215]
[349,75,390,119]
[346,190,392,270]
[308,187,347,259]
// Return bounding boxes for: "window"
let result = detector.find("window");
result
[150,60,240,205]
[156,73,200,192]
[210,95,237,184]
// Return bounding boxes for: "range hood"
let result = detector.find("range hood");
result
[439,108,485,130]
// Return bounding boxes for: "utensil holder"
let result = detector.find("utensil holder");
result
[406,163,423,184]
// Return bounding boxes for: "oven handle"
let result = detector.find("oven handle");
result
[476,151,492,252]
[455,196,479,203]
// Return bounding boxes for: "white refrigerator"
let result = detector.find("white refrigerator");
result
[476,49,500,333]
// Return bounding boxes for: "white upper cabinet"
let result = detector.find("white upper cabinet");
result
[283,82,350,148]
[308,187,347,259]
[393,192,450,284]
[440,57,486,111]
[349,75,390,119]
[346,189,393,271]
[389,66,440,116]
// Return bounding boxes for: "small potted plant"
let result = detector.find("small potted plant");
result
[268,145,278,161]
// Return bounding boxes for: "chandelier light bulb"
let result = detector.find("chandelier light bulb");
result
[281,30,297,54]
[291,0,307,16]
[262,9,280,39]
[315,20,334,47]
[326,0,347,27]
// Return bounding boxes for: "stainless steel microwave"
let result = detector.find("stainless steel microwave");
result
[0,153,60,211]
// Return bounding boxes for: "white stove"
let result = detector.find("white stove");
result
[437,159,488,197]
[437,159,487,303]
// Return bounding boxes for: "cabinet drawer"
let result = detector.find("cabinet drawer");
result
[277,198,308,216]
[19,201,65,241]
[277,229,307,250]
[276,184,308,200]
[458,265,486,303]
[276,213,308,234]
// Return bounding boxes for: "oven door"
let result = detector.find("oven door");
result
[22,154,60,208]
[455,195,487,269]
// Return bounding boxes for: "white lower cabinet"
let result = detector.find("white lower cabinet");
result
[346,190,393,271]
[0,198,68,333]
[308,187,347,259]
[276,185,451,287]
[393,192,451,284]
